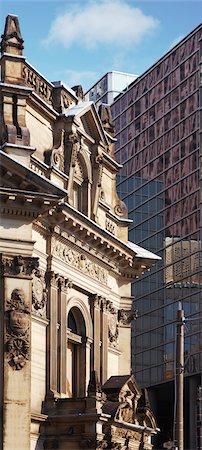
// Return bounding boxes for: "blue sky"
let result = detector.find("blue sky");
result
[0,1,202,91]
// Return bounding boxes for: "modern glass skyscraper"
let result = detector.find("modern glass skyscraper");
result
[85,71,137,107]
[111,24,202,449]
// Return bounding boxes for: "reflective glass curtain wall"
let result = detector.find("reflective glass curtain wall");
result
[111,26,202,389]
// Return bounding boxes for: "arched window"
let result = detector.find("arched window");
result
[66,306,86,398]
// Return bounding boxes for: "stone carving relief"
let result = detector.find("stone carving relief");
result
[1,255,39,277]
[95,155,103,188]
[32,269,47,317]
[113,427,141,441]
[107,302,118,347]
[118,309,138,326]
[68,131,80,168]
[5,288,30,370]
[72,84,84,100]
[52,237,108,284]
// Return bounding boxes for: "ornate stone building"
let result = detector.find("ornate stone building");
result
[0,15,160,450]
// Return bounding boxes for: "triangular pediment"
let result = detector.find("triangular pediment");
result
[65,101,109,146]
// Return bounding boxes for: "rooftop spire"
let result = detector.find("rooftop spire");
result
[1,14,24,56]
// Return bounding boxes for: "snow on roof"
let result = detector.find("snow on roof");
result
[64,101,93,117]
[127,241,161,261]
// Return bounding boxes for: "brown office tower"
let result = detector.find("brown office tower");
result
[111,24,202,450]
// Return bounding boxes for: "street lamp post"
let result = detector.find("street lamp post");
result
[174,302,185,450]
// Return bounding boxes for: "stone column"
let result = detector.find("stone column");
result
[0,254,38,450]
[101,298,108,384]
[46,271,59,395]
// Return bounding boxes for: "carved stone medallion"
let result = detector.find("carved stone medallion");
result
[32,269,47,317]
[108,313,118,347]
[5,288,30,370]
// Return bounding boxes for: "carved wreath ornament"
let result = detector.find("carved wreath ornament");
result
[5,288,30,370]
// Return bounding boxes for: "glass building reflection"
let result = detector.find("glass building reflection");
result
[111,24,202,449]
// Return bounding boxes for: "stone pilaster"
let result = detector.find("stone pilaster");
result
[0,254,38,450]
[57,276,70,395]
[101,298,108,384]
[90,294,101,381]
[46,271,59,395]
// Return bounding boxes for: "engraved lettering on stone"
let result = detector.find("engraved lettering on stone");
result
[5,289,30,370]
[22,65,52,105]
[52,238,108,284]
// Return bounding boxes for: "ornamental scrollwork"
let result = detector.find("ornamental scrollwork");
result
[5,288,30,370]
[114,198,128,219]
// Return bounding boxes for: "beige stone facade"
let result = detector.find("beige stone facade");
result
[0,15,160,450]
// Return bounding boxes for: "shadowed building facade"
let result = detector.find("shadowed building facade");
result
[0,15,160,450]
[111,24,202,449]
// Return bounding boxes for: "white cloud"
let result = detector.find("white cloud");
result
[168,34,185,50]
[45,0,159,49]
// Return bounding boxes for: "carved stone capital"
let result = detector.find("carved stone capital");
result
[89,294,102,309]
[5,288,30,370]
[118,309,138,326]
[57,275,71,292]
[1,255,39,277]
[45,271,71,291]
[101,297,108,312]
